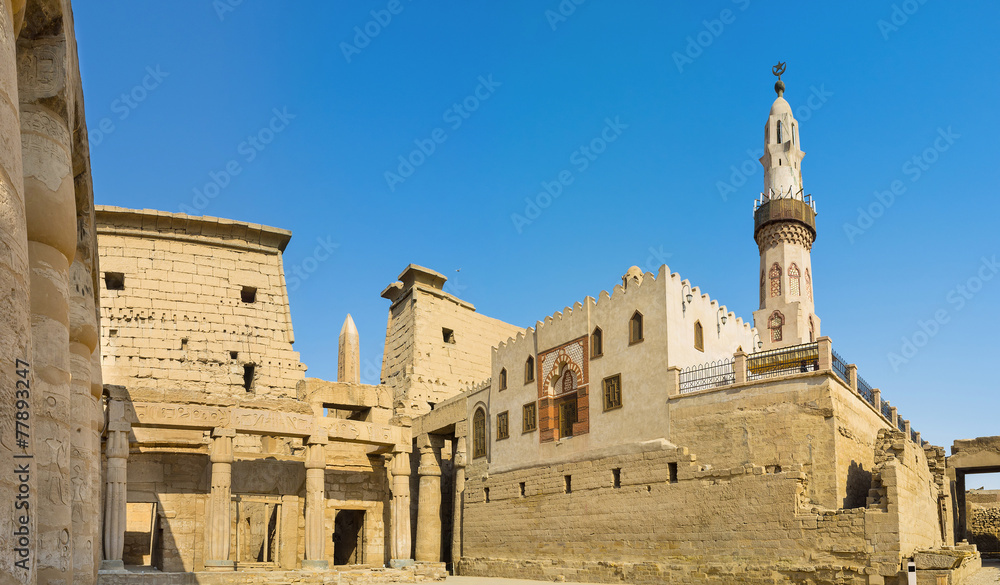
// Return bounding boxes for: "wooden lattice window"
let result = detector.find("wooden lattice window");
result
[809,316,815,343]
[788,263,801,296]
[769,263,782,297]
[591,327,603,358]
[524,356,534,383]
[806,268,812,302]
[768,311,784,343]
[498,368,507,391]
[759,269,765,307]
[603,374,622,411]
[472,408,486,458]
[496,411,509,440]
[694,321,704,352]
[522,402,537,433]
[629,311,643,344]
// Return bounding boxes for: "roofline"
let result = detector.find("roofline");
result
[95,206,292,252]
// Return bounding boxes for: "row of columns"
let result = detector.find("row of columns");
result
[1,2,104,583]
[97,420,454,571]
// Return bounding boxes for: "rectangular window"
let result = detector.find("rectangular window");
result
[241,286,257,303]
[668,462,678,484]
[105,272,125,291]
[519,482,526,497]
[522,402,537,433]
[564,475,572,494]
[496,411,509,440]
[484,487,490,502]
[613,468,621,489]
[603,374,622,411]
[442,328,455,343]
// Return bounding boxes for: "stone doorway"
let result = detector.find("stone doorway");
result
[949,436,1000,551]
[122,502,159,568]
[333,509,365,565]
[557,396,577,439]
[233,495,281,567]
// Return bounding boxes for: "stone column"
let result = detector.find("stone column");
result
[20,29,79,583]
[100,405,129,572]
[90,352,105,576]
[415,438,442,562]
[69,257,99,584]
[205,428,236,571]
[302,436,328,570]
[451,432,467,571]
[390,450,413,566]
[0,2,31,582]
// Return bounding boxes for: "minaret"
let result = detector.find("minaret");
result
[338,314,361,384]
[752,64,821,350]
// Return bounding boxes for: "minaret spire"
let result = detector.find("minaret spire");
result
[338,314,360,384]
[752,64,821,350]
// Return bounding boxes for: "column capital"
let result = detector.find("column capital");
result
[212,427,236,438]
[304,442,326,470]
[306,433,328,446]
[417,444,441,477]
[210,432,234,464]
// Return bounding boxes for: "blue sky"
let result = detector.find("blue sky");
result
[75,2,999,483]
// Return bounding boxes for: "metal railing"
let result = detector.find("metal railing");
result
[747,342,819,381]
[911,429,918,444]
[832,349,850,386]
[679,358,735,394]
[857,376,875,406]
[880,399,891,420]
[897,417,905,432]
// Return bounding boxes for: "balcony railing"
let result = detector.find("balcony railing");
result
[679,358,735,394]
[671,339,921,445]
[747,342,819,381]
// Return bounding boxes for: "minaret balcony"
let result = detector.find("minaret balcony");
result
[754,194,816,239]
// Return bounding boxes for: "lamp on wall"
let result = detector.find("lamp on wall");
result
[681,283,693,315]
[753,332,763,351]
[716,307,727,334]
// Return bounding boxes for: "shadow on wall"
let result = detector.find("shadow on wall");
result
[844,461,873,509]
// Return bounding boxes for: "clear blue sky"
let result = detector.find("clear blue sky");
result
[75,2,999,483]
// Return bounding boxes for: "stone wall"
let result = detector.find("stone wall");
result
[460,443,879,584]
[967,490,1000,554]
[97,206,306,400]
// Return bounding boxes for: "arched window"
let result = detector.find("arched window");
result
[629,311,643,344]
[472,408,486,459]
[788,263,801,296]
[759,269,765,307]
[792,123,796,145]
[768,311,784,343]
[806,268,812,302]
[694,321,704,352]
[498,368,507,391]
[525,356,535,384]
[776,120,783,144]
[591,327,603,358]
[769,263,782,297]
[809,316,815,343]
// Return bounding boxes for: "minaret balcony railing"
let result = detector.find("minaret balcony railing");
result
[754,190,817,238]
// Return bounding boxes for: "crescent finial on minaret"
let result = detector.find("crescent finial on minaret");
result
[772,61,786,97]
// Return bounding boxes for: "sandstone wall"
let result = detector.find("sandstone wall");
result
[97,207,306,399]
[460,444,878,584]
[966,490,1000,554]
[669,374,840,509]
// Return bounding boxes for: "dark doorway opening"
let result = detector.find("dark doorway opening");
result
[333,510,365,565]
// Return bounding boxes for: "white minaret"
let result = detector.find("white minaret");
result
[752,64,820,350]
[338,314,360,384]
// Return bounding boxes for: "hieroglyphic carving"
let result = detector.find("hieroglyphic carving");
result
[16,39,66,101]
[125,402,230,428]
[233,409,312,436]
